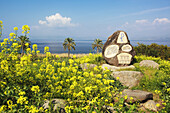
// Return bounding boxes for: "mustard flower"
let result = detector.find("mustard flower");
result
[19,91,26,96]
[12,43,18,47]
[69,59,74,64]
[0,20,3,25]
[29,105,39,113]
[32,44,38,51]
[162,82,166,86]
[36,50,40,54]
[0,105,6,112]
[31,85,40,93]
[4,38,8,42]
[25,43,29,47]
[167,88,170,92]
[156,103,160,107]
[22,25,30,31]
[26,48,31,53]
[124,95,128,100]
[9,33,15,37]
[44,46,49,53]
[116,77,120,80]
[14,27,18,31]
[17,96,28,105]
[73,55,76,59]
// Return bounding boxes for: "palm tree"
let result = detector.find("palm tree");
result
[63,38,76,57]
[92,39,103,53]
[18,35,31,56]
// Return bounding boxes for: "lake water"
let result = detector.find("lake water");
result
[31,40,170,54]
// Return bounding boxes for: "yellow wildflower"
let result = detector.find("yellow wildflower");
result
[29,105,39,113]
[0,20,3,25]
[14,27,18,31]
[31,85,40,93]
[9,33,15,37]
[156,103,160,107]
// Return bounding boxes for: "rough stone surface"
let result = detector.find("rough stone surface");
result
[103,105,116,113]
[102,30,136,66]
[122,89,153,103]
[102,64,135,71]
[143,100,158,112]
[111,71,143,88]
[80,63,97,70]
[139,60,159,69]
[43,99,65,112]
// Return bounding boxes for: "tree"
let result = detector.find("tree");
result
[0,20,3,38]
[18,25,31,56]
[63,38,76,57]
[92,39,103,53]
[18,35,31,56]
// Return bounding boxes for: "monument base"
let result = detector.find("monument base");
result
[102,64,135,71]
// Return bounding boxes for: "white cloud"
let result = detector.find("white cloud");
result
[39,20,47,25]
[136,19,148,24]
[153,18,170,24]
[39,13,77,27]
[120,18,170,40]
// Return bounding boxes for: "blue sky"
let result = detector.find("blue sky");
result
[1,0,170,41]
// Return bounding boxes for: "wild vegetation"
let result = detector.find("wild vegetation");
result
[0,21,169,112]
[134,43,170,60]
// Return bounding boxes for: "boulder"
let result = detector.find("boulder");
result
[111,71,143,88]
[139,60,159,69]
[80,63,97,70]
[102,31,135,66]
[122,89,153,103]
[102,105,116,113]
[143,100,158,112]
[102,64,135,71]
[43,99,66,112]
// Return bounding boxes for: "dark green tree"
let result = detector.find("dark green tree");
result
[18,36,31,56]
[92,39,103,53]
[63,38,76,57]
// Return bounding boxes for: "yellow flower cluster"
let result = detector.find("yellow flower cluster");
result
[0,23,169,112]
[17,96,28,105]
[31,86,40,93]
[22,25,30,34]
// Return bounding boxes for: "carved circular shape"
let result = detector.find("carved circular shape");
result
[122,44,132,52]
[104,45,119,58]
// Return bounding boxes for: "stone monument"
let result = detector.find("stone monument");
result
[102,30,135,66]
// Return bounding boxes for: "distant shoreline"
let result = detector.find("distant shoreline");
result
[38,53,100,57]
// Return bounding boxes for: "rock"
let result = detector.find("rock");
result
[103,105,116,113]
[102,31,135,66]
[143,100,158,112]
[111,71,143,88]
[122,89,153,103]
[80,63,97,70]
[139,60,159,69]
[102,64,135,71]
[43,99,66,112]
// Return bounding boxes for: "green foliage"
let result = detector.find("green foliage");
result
[134,43,170,60]
[92,39,103,53]
[134,55,170,112]
[63,37,76,57]
[0,21,170,112]
[18,35,31,55]
[0,20,3,38]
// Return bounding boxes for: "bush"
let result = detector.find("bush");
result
[134,43,170,60]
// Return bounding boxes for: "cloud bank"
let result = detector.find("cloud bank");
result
[39,13,77,27]
[120,18,170,40]
[153,18,170,24]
